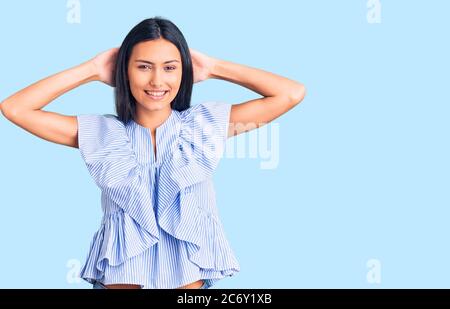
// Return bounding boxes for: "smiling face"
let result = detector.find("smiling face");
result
[127,38,183,113]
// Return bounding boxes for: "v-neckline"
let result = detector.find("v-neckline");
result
[151,130,157,162]
[131,109,174,164]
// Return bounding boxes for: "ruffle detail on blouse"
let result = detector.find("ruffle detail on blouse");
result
[77,102,237,282]
[157,103,238,271]
[80,209,158,281]
[77,114,160,236]
[184,199,240,271]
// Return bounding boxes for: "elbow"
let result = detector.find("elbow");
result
[0,100,9,119]
[289,83,306,106]
[1,100,21,120]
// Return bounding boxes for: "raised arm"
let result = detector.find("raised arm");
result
[0,48,118,148]
[190,49,306,137]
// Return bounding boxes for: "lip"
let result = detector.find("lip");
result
[144,90,169,101]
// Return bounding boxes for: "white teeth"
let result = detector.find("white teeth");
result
[145,90,167,97]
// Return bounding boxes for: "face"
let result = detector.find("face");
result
[128,38,183,112]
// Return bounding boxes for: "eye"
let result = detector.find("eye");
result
[138,65,151,70]
[165,66,176,71]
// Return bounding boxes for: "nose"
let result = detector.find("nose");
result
[150,68,163,88]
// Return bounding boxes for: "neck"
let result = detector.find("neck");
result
[134,106,172,131]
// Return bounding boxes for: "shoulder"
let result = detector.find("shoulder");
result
[180,102,231,119]
[77,114,130,156]
[77,113,127,138]
[179,102,231,133]
[77,114,124,130]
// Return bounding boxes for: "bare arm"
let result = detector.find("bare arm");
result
[210,59,306,137]
[1,48,118,148]
[1,62,97,148]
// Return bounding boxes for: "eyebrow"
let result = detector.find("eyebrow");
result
[135,59,180,64]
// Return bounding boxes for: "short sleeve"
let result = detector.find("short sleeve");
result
[76,114,137,189]
[189,101,231,146]
[179,102,231,161]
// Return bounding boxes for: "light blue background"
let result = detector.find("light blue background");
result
[1,0,449,288]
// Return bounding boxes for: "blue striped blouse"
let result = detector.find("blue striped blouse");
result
[76,102,240,289]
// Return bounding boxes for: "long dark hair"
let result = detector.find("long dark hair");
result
[114,17,193,124]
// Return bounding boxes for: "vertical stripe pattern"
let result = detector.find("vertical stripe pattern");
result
[77,102,240,289]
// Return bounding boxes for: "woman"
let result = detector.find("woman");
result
[0,17,306,289]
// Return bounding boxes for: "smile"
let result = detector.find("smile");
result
[144,90,169,100]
